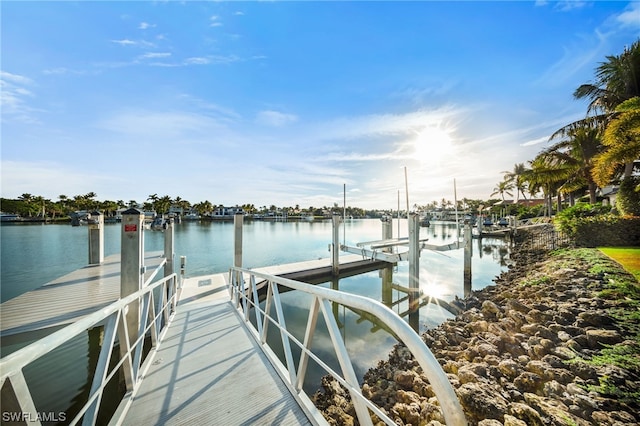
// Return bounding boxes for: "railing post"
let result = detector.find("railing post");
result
[121,208,144,347]
[164,218,174,278]
[331,213,342,276]
[463,222,472,297]
[88,210,104,265]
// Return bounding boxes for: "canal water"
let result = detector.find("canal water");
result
[0,219,510,421]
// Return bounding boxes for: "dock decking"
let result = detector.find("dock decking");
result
[0,253,165,339]
[122,274,312,425]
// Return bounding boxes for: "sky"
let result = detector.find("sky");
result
[1,1,639,211]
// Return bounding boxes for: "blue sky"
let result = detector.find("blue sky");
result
[2,1,639,210]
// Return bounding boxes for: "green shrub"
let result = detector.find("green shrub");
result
[617,176,640,216]
[554,203,612,234]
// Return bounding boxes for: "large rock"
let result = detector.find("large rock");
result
[585,329,623,348]
[457,383,509,422]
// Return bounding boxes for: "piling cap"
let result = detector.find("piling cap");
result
[122,208,143,215]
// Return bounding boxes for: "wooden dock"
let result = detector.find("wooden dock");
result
[0,252,165,340]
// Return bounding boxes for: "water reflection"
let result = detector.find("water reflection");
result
[263,231,510,395]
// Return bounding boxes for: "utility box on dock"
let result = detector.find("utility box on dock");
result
[88,210,104,264]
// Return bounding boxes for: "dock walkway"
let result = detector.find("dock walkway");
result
[122,254,379,424]
[0,252,165,339]
[122,273,312,425]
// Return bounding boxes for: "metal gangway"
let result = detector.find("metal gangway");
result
[0,265,467,426]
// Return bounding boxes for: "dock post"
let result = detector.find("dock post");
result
[332,213,341,276]
[463,222,472,297]
[234,213,243,269]
[408,213,420,330]
[121,208,144,364]
[164,218,174,278]
[88,210,104,265]
[381,216,393,306]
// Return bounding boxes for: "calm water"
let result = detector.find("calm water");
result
[0,219,509,421]
[1,219,508,302]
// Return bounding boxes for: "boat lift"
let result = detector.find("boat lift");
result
[335,213,473,324]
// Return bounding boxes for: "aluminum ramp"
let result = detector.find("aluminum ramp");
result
[122,297,312,425]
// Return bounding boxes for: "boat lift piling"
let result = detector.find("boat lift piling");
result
[120,208,145,380]
[332,213,342,276]
[381,217,394,306]
[164,217,175,279]
[88,210,104,265]
[463,222,472,297]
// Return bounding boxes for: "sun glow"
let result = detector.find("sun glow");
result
[412,126,455,165]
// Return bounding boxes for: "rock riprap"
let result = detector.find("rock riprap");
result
[313,241,640,425]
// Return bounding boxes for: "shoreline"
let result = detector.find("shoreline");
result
[313,227,640,425]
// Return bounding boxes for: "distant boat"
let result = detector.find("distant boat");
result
[302,213,314,222]
[498,217,509,227]
[483,217,494,227]
[420,216,431,227]
[0,213,21,222]
[183,213,201,221]
[150,216,168,231]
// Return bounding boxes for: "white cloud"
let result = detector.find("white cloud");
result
[256,110,298,127]
[616,2,640,29]
[0,160,116,200]
[184,57,211,65]
[520,135,549,147]
[1,71,33,85]
[138,22,156,30]
[111,39,136,46]
[0,71,41,124]
[210,15,223,27]
[314,107,462,142]
[139,52,172,59]
[110,39,156,48]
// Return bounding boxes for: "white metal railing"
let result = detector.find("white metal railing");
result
[228,267,468,426]
[0,260,178,426]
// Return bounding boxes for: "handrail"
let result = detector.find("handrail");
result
[228,267,467,426]
[0,269,178,426]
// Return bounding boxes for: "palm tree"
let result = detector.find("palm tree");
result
[574,40,640,115]
[592,97,640,187]
[557,40,640,184]
[523,156,572,216]
[502,163,529,201]
[542,123,603,204]
[491,180,514,202]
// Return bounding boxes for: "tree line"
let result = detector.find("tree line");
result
[490,40,640,216]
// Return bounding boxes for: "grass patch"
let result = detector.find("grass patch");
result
[598,247,640,282]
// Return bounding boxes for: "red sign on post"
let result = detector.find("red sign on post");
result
[124,224,137,232]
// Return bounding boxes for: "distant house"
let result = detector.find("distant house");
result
[598,186,619,208]
[491,199,546,208]
[212,206,245,217]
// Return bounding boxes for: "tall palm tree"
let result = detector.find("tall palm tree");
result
[491,179,514,202]
[502,163,529,201]
[574,40,640,115]
[523,156,571,216]
[555,40,640,184]
[542,124,603,204]
[592,97,640,187]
